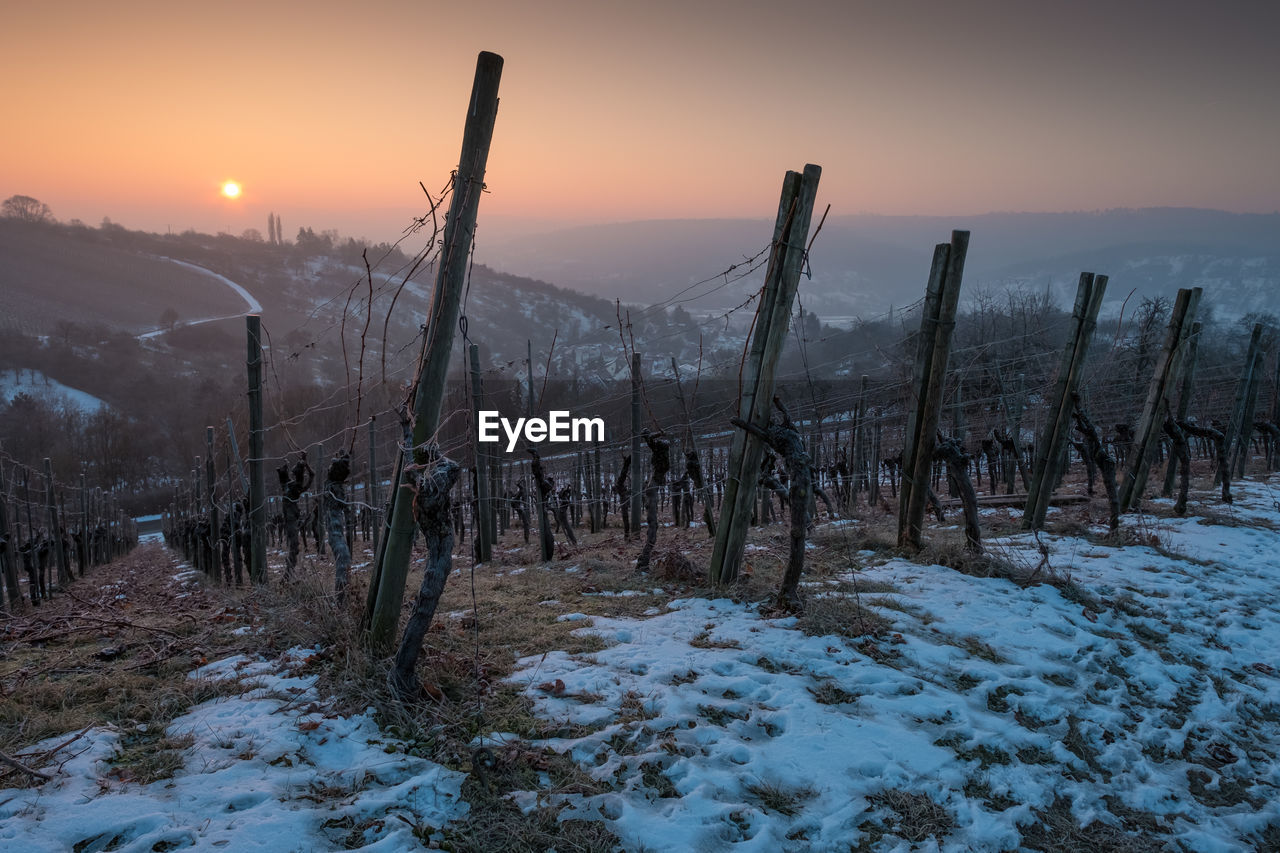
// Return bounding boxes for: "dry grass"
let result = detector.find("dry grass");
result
[745,777,819,816]
[0,544,259,785]
[795,591,893,640]
[860,788,956,845]
[1018,795,1167,852]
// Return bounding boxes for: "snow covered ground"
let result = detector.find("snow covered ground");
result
[0,367,108,413]
[0,649,468,853]
[503,485,1280,851]
[5,484,1280,850]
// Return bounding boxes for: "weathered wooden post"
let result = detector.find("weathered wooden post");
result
[899,231,970,549]
[0,464,19,612]
[205,426,220,581]
[671,357,716,535]
[225,417,249,494]
[1230,326,1264,478]
[367,417,380,557]
[630,352,643,537]
[1024,272,1107,530]
[246,314,267,583]
[77,472,88,575]
[1119,287,1201,512]
[1162,322,1201,496]
[710,164,821,584]
[468,344,492,562]
[43,458,70,587]
[367,51,502,651]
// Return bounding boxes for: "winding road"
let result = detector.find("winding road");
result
[137,257,263,340]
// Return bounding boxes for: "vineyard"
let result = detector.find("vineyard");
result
[3,52,1280,852]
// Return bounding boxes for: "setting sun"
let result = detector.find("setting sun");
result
[221,181,241,199]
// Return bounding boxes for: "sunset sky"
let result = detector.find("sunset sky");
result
[4,0,1278,244]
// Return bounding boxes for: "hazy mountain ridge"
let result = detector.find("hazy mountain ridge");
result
[481,208,1280,320]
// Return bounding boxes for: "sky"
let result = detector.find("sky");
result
[3,0,1278,244]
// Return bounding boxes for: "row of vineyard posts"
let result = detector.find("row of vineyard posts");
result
[0,455,137,614]
[152,51,1280,698]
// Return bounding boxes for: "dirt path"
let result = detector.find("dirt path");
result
[0,543,254,770]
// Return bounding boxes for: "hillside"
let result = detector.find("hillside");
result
[0,220,252,336]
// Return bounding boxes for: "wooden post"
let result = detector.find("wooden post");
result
[368,51,502,651]
[205,426,220,582]
[1222,324,1263,479]
[225,417,249,494]
[0,464,19,612]
[78,472,88,575]
[1024,272,1107,530]
[44,458,70,587]
[710,164,821,585]
[367,417,380,557]
[246,314,267,583]
[899,231,970,549]
[468,344,492,562]
[898,245,949,541]
[527,339,534,419]
[671,357,716,535]
[489,420,501,541]
[1162,322,1201,496]
[312,442,326,557]
[1233,346,1264,478]
[629,352,643,537]
[1119,287,1201,512]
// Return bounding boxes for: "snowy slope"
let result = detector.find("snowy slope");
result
[0,648,468,852]
[504,487,1280,851]
[0,367,107,413]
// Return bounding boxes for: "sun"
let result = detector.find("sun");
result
[221,181,242,199]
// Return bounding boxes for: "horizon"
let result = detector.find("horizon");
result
[10,204,1280,252]
[5,1,1279,250]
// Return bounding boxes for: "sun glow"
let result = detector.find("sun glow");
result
[221,181,242,199]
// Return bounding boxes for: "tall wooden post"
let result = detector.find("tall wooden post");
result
[899,231,970,549]
[246,314,267,583]
[1217,323,1262,482]
[1163,322,1201,496]
[710,164,822,584]
[205,426,220,580]
[468,344,492,562]
[1119,287,1201,512]
[312,442,326,557]
[526,339,534,419]
[368,51,503,651]
[1234,344,1264,478]
[225,417,249,494]
[367,417,380,557]
[44,458,71,586]
[671,357,716,535]
[630,352,643,536]
[1024,272,1107,530]
[78,473,88,568]
[0,464,19,611]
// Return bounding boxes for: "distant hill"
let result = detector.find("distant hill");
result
[0,219,252,335]
[479,208,1280,320]
[0,218,743,395]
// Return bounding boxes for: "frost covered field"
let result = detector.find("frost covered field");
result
[4,485,1280,851]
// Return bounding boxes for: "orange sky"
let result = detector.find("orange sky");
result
[4,0,1278,243]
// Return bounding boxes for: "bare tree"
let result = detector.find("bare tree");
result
[2,195,53,223]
